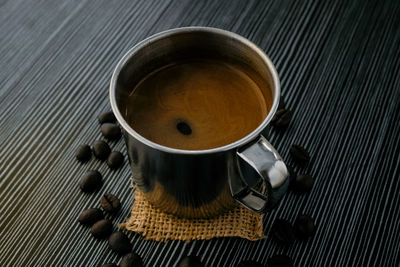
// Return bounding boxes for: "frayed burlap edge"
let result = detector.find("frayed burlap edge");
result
[120,182,265,242]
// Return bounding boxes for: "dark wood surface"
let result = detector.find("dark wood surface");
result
[1,0,399,266]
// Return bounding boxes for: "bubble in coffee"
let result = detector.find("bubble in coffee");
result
[124,59,272,150]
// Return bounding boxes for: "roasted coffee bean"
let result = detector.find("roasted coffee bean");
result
[108,231,132,255]
[92,140,111,160]
[91,219,112,239]
[107,151,124,170]
[101,123,121,140]
[80,170,102,192]
[270,219,296,245]
[236,260,264,267]
[267,255,293,267]
[290,144,310,163]
[75,144,91,162]
[271,109,292,127]
[100,193,121,213]
[176,121,192,135]
[78,208,103,226]
[98,111,116,124]
[99,263,117,267]
[278,95,285,110]
[287,165,297,188]
[120,252,144,267]
[178,255,203,267]
[292,174,314,192]
[294,214,315,238]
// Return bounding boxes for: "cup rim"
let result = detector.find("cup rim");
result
[110,26,280,155]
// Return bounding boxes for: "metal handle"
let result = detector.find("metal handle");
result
[231,135,289,212]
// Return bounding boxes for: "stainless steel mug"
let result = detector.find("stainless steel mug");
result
[110,27,289,218]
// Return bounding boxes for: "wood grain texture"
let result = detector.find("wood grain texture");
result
[0,0,399,266]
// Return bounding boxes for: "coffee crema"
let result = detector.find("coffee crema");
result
[124,59,272,150]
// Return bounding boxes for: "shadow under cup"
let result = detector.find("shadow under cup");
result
[111,28,281,218]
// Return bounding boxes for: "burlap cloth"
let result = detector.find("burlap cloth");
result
[120,184,265,242]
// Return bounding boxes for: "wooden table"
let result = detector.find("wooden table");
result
[1,0,399,266]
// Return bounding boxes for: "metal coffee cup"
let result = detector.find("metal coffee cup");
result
[110,27,289,218]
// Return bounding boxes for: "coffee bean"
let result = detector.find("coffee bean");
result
[98,111,116,124]
[176,121,192,135]
[236,260,264,267]
[99,263,117,267]
[292,174,314,192]
[287,165,297,188]
[271,109,292,127]
[92,140,111,160]
[108,231,132,255]
[100,193,121,213]
[78,208,103,226]
[267,255,293,267]
[101,123,121,141]
[91,219,112,239]
[178,255,203,267]
[107,151,124,170]
[294,215,315,238]
[270,219,296,245]
[290,144,310,163]
[120,252,144,267]
[278,95,285,110]
[75,144,91,163]
[80,170,102,192]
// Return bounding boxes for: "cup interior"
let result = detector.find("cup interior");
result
[110,27,280,153]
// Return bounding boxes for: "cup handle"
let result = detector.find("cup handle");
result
[230,135,289,212]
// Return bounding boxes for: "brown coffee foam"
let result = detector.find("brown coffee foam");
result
[123,59,271,150]
[120,182,265,242]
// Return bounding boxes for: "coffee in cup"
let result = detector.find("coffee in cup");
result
[123,58,272,150]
